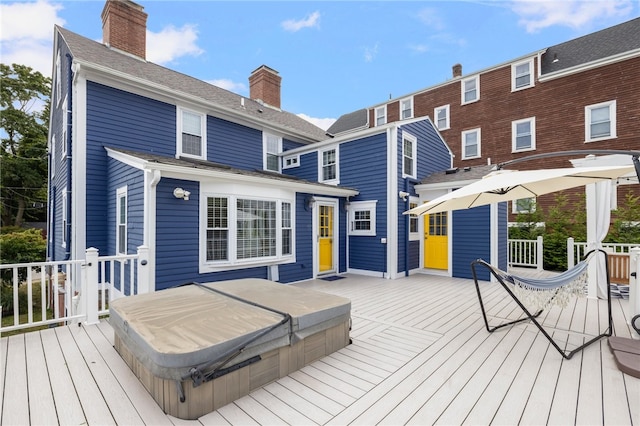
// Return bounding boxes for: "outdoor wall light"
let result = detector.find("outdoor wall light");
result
[173,187,190,201]
[305,196,316,210]
[398,191,410,201]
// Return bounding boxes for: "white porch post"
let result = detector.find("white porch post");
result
[536,235,543,271]
[136,245,151,294]
[630,247,640,331]
[567,237,575,269]
[84,247,99,325]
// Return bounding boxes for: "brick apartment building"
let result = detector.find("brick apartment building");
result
[329,17,640,216]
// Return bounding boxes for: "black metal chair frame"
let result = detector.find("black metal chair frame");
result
[471,249,612,360]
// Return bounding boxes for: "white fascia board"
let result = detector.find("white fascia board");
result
[106,148,358,197]
[539,49,640,82]
[72,60,320,145]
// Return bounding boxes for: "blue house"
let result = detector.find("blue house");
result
[47,0,498,290]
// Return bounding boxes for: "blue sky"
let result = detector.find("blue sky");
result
[1,0,638,129]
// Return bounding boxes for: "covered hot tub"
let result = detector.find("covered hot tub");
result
[110,279,351,419]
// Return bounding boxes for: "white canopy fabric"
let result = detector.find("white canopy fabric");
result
[405,165,636,216]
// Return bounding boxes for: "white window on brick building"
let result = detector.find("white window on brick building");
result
[375,105,387,126]
[400,97,413,120]
[512,117,536,152]
[462,128,481,159]
[461,75,479,104]
[511,58,534,91]
[585,100,616,142]
[434,105,450,130]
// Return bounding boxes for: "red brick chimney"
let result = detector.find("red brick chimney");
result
[452,63,462,78]
[101,0,148,60]
[249,65,282,109]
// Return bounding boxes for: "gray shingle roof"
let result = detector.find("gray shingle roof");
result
[57,26,327,142]
[420,165,496,185]
[326,109,369,136]
[107,147,358,194]
[541,17,640,74]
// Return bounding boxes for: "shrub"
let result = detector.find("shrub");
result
[1,228,46,311]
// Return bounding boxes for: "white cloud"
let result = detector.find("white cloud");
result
[408,44,430,54]
[364,43,379,62]
[0,0,65,75]
[297,113,336,131]
[510,0,634,33]
[147,24,204,64]
[282,11,321,32]
[416,8,445,31]
[206,79,248,94]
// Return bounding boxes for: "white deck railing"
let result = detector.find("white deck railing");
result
[508,236,543,270]
[566,238,637,268]
[0,246,150,333]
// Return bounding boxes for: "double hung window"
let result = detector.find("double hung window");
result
[461,76,479,104]
[585,101,616,142]
[402,133,417,178]
[264,133,282,172]
[320,147,338,184]
[375,106,386,126]
[178,108,206,159]
[434,105,450,130]
[400,97,413,120]
[512,117,536,152]
[512,59,534,90]
[116,186,127,254]
[462,128,481,159]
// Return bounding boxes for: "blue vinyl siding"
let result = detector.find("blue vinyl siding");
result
[498,202,508,271]
[283,138,304,152]
[341,133,388,273]
[284,151,318,181]
[207,117,262,169]
[86,82,175,252]
[397,121,452,274]
[278,193,314,282]
[106,158,144,255]
[452,206,491,280]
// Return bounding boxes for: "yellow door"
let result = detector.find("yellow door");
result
[424,212,448,269]
[318,204,334,273]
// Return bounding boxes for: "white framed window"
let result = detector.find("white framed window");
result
[116,186,128,255]
[511,58,534,91]
[375,106,387,126]
[512,197,536,214]
[434,105,450,130]
[512,117,536,152]
[201,189,295,270]
[409,198,420,241]
[402,132,417,178]
[61,97,67,160]
[348,200,377,236]
[462,128,481,160]
[263,132,282,172]
[400,97,413,120]
[461,75,479,105]
[51,135,56,177]
[283,154,299,169]
[55,52,62,105]
[319,146,339,184]
[177,108,206,160]
[61,187,67,248]
[585,100,616,142]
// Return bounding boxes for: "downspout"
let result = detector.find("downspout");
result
[404,178,410,276]
[64,53,73,260]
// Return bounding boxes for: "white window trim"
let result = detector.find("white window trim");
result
[61,187,67,248]
[400,97,414,120]
[176,107,207,160]
[461,75,480,105]
[199,185,296,273]
[116,186,128,255]
[55,52,62,106]
[511,117,536,153]
[409,197,420,241]
[51,134,56,178]
[512,197,536,214]
[348,200,377,236]
[61,97,67,160]
[461,128,481,160]
[263,132,282,172]
[434,104,450,130]
[283,154,300,169]
[375,105,387,126]
[318,145,339,185]
[402,132,417,179]
[511,58,535,91]
[585,100,617,142]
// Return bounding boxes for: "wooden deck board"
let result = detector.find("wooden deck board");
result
[2,272,638,426]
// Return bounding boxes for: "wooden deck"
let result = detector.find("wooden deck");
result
[2,272,638,425]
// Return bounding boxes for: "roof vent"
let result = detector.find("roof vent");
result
[464,167,471,171]
[445,167,459,175]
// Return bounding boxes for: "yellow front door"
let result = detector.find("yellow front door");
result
[318,204,334,273]
[424,212,448,270]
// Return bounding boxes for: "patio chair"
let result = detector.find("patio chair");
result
[608,314,640,378]
[471,249,612,360]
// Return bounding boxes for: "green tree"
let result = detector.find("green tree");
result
[1,63,51,227]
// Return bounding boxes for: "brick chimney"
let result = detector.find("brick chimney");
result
[101,0,148,60]
[249,65,282,109]
[452,63,462,78]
